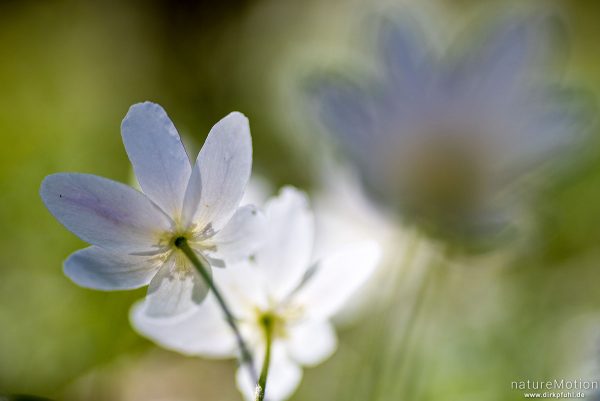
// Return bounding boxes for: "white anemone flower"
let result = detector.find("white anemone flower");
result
[310,15,592,244]
[130,187,381,401]
[40,102,265,318]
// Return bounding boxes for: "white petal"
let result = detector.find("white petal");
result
[129,296,236,357]
[241,176,272,206]
[285,320,337,367]
[182,112,252,231]
[40,173,172,253]
[212,260,269,317]
[64,246,160,290]
[254,187,314,300]
[204,205,267,263]
[144,256,209,318]
[236,343,303,401]
[294,242,380,320]
[121,102,192,217]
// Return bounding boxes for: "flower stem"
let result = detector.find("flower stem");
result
[362,231,422,401]
[254,314,274,401]
[390,247,445,399]
[175,237,258,383]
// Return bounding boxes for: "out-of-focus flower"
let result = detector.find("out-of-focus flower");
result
[309,14,592,246]
[131,187,381,401]
[312,161,409,321]
[313,161,396,258]
[40,102,264,318]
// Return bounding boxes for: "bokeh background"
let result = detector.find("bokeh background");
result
[1,0,600,400]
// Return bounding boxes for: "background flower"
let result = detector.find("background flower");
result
[309,12,594,247]
[130,187,380,401]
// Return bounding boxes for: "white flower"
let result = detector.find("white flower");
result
[310,15,592,242]
[40,102,265,318]
[130,187,381,401]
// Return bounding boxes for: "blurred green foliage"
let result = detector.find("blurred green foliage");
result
[1,0,599,400]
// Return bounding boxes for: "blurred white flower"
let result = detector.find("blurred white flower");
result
[131,187,381,401]
[310,14,592,244]
[313,161,396,259]
[312,162,416,321]
[40,102,264,318]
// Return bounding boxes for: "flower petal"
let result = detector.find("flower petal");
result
[182,112,252,231]
[212,260,269,317]
[203,205,267,264]
[143,256,209,318]
[64,246,160,290]
[236,343,303,401]
[121,102,192,217]
[254,187,314,300]
[285,320,337,367]
[308,82,389,192]
[294,241,380,320]
[129,295,236,357]
[40,173,172,253]
[457,17,558,96]
[504,88,594,172]
[379,17,433,92]
[309,77,375,157]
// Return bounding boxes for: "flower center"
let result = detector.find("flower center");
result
[385,129,489,227]
[257,311,286,338]
[253,303,305,341]
[158,221,217,255]
[173,235,187,249]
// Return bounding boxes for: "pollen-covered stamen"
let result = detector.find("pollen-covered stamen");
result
[159,225,200,250]
[158,222,219,259]
[172,235,208,269]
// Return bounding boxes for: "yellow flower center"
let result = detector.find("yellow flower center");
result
[253,303,305,340]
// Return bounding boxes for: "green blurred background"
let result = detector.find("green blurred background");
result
[1,0,600,400]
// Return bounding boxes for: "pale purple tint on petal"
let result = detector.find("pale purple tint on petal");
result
[121,102,192,217]
[144,256,209,317]
[40,173,172,253]
[182,112,252,232]
[64,246,161,290]
[204,204,267,263]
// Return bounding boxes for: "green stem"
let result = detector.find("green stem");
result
[175,237,258,383]
[255,314,274,401]
[391,247,446,399]
[366,231,422,401]
[394,261,433,371]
